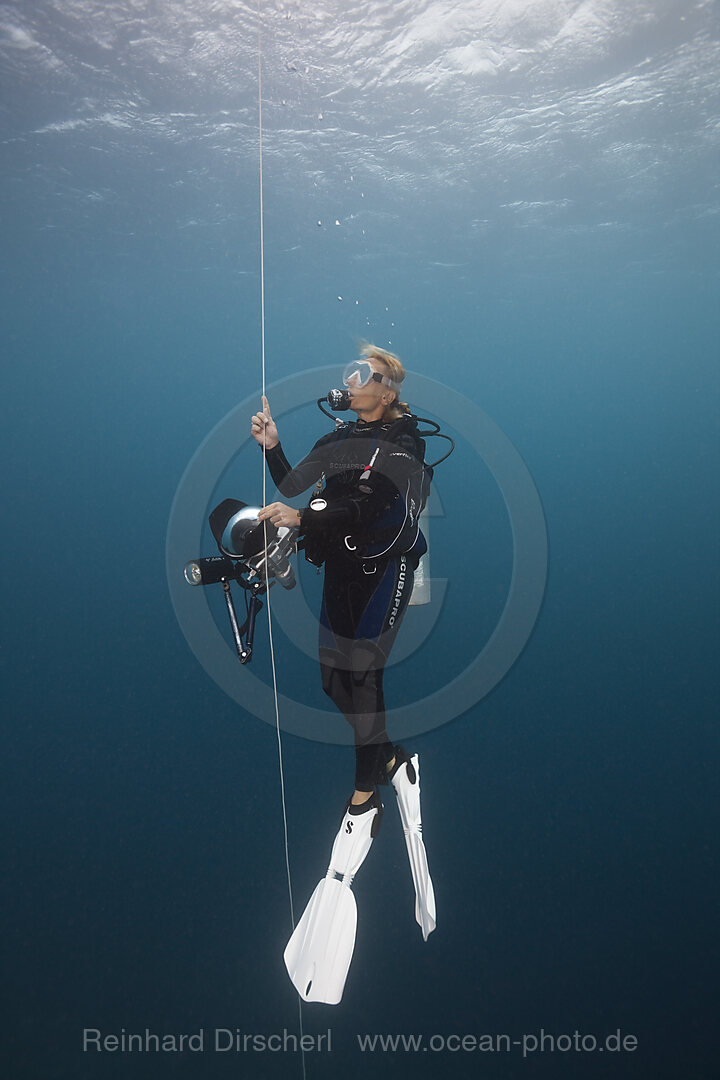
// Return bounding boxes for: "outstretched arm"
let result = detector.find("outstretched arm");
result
[251,394,327,495]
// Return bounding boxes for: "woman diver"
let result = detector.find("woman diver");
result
[251,345,436,1004]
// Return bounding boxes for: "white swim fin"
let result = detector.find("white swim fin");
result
[390,748,436,940]
[284,793,382,1005]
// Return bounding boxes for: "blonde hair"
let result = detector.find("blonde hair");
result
[359,343,410,421]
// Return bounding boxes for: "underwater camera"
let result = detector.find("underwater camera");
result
[184,498,297,664]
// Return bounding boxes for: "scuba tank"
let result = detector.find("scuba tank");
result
[408,503,431,606]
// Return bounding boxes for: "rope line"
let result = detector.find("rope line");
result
[257,9,307,1079]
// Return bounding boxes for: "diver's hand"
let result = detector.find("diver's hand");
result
[251,395,279,449]
[257,502,302,529]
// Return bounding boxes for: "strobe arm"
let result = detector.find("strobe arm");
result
[222,580,264,664]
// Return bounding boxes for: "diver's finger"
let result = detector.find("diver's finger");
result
[262,394,272,417]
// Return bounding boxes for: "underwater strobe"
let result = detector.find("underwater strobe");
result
[184,498,297,664]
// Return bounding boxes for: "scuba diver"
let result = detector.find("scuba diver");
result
[251,345,437,1004]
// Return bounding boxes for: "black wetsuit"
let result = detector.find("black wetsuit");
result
[265,416,426,789]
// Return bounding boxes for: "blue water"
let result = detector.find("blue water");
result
[2,2,719,1077]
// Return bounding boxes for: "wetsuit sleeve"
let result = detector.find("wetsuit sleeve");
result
[264,441,326,496]
[263,439,375,534]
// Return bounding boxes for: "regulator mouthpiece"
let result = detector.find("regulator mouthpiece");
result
[327,388,351,411]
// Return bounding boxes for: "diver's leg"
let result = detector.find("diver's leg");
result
[351,555,436,937]
[345,552,416,799]
[318,555,357,718]
[319,552,414,801]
